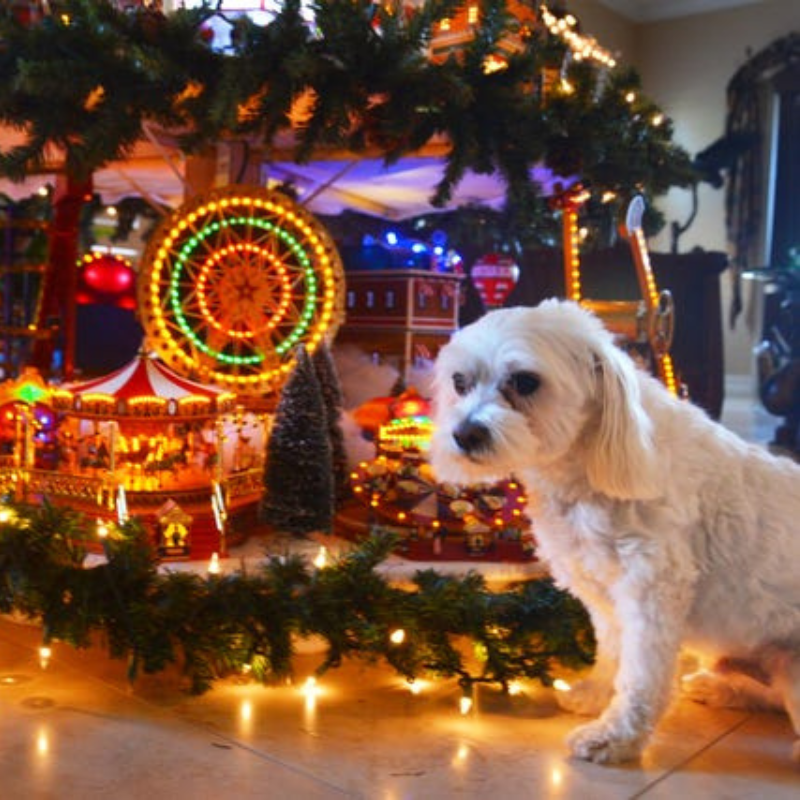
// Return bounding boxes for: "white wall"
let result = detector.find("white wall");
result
[574,0,799,376]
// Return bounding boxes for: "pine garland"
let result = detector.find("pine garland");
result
[0,500,594,695]
[0,0,696,227]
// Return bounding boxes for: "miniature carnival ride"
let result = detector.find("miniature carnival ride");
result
[349,390,535,561]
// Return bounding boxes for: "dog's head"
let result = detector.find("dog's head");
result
[430,300,660,500]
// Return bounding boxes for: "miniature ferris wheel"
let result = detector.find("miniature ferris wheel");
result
[138,186,345,395]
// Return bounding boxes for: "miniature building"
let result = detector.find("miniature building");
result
[336,269,462,381]
[428,0,536,65]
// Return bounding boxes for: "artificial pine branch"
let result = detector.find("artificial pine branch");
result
[0,0,695,232]
[0,500,594,696]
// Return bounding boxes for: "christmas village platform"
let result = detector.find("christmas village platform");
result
[164,517,548,590]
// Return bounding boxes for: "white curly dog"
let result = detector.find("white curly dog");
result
[430,299,800,765]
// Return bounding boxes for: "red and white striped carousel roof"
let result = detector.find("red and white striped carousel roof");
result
[67,352,227,402]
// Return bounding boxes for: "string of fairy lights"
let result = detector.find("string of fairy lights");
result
[539,3,617,68]
[0,502,591,716]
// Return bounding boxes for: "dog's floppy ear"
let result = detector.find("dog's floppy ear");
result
[585,341,660,500]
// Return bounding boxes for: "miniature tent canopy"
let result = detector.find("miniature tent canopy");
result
[51,351,237,420]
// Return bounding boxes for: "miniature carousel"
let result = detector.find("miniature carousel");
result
[43,350,268,559]
[349,390,535,561]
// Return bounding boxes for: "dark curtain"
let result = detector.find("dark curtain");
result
[725,33,800,323]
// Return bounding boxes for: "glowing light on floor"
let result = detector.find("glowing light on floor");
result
[39,646,52,670]
[452,743,470,766]
[553,678,571,693]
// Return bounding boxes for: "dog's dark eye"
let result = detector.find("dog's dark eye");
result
[452,372,470,396]
[509,371,540,397]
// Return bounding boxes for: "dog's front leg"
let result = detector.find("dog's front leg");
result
[567,568,691,764]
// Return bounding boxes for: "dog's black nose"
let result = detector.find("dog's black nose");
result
[452,420,491,455]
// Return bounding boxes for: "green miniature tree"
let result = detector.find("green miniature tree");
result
[311,342,351,506]
[261,345,334,535]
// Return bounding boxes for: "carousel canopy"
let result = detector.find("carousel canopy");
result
[52,352,237,420]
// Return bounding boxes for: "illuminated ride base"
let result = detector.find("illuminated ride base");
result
[347,392,536,562]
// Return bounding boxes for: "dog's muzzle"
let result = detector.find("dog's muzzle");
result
[452,419,492,456]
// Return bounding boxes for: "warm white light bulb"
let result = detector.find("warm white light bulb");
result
[389,629,406,645]
[313,546,328,569]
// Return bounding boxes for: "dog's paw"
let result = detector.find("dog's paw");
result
[555,678,613,717]
[567,719,645,765]
[681,670,734,708]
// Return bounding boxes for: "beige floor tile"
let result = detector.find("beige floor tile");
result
[2,617,797,800]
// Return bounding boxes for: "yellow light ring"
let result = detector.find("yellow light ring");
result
[195,242,292,339]
[138,186,345,395]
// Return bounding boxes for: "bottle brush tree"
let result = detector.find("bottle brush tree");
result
[311,342,351,506]
[261,345,334,535]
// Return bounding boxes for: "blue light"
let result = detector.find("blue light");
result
[385,231,399,246]
[411,243,427,254]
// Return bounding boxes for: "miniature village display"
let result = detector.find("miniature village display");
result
[0,186,346,559]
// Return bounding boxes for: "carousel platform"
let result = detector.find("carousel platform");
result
[335,499,539,565]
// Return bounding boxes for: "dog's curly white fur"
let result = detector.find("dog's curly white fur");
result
[430,300,800,765]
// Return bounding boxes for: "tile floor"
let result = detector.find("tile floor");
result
[1,377,798,799]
